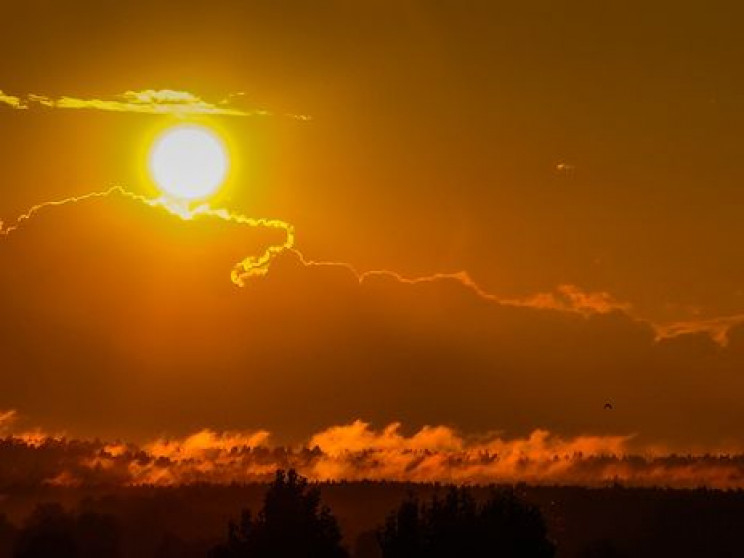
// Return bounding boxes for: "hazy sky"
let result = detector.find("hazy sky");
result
[2,1,744,447]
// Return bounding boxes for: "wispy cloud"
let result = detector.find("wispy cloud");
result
[0,409,18,429]
[555,162,576,173]
[656,314,744,346]
[0,90,24,109]
[0,89,310,119]
[511,284,632,315]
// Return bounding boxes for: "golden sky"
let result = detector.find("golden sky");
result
[2,1,744,451]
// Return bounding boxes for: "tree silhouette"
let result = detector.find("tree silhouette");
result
[378,487,555,558]
[578,539,626,558]
[75,511,120,558]
[12,503,120,558]
[354,530,382,558]
[211,469,349,558]
[13,504,77,558]
[0,513,18,558]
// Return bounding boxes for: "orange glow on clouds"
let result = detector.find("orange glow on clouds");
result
[0,186,295,285]
[0,183,738,344]
[3,413,744,489]
[3,86,744,463]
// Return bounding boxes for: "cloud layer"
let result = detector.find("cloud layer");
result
[2,416,744,489]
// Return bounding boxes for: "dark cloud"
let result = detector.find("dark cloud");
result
[1,193,744,448]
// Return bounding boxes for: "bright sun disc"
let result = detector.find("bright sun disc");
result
[148,124,229,200]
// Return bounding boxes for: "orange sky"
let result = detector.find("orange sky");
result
[2,1,744,451]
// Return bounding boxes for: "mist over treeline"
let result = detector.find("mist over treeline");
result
[2,429,744,489]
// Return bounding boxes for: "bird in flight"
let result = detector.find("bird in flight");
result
[604,402,614,410]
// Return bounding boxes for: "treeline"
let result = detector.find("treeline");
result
[1,470,554,558]
[1,475,744,556]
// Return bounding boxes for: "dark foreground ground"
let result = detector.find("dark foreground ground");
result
[0,482,742,557]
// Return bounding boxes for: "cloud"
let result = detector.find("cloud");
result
[309,420,465,454]
[0,409,18,430]
[1,417,744,488]
[0,409,63,448]
[0,88,309,118]
[0,187,296,284]
[144,428,271,460]
[306,422,639,485]
[0,90,24,109]
[555,162,575,173]
[508,284,632,315]
[3,187,744,449]
[656,314,744,346]
[0,187,631,304]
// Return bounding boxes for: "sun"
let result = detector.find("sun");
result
[148,124,229,200]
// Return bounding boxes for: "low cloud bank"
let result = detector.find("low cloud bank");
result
[2,417,744,489]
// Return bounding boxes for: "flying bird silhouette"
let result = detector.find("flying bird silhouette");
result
[604,402,614,410]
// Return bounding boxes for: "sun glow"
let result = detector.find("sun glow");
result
[148,124,229,200]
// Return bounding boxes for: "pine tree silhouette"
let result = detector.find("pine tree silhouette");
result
[378,487,555,558]
[211,469,348,558]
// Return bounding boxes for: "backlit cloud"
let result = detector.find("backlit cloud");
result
[0,186,296,284]
[0,88,299,117]
[656,314,744,346]
[3,186,744,448]
[508,284,632,315]
[0,90,23,109]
